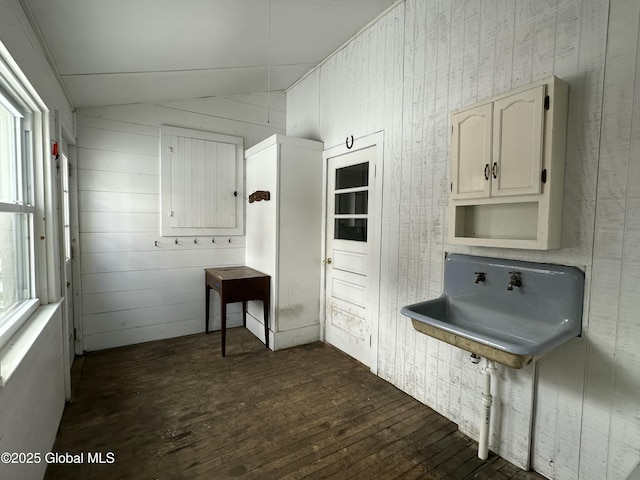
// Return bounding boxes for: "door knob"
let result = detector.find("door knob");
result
[323,258,332,265]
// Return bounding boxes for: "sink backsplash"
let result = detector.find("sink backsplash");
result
[444,253,585,330]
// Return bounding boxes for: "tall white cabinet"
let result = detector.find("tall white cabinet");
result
[244,134,324,350]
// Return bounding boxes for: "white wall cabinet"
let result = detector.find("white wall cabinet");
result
[244,134,324,350]
[160,125,244,237]
[449,77,569,250]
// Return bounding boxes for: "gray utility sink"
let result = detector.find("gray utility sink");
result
[401,254,584,368]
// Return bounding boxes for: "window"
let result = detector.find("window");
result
[0,83,38,347]
[334,162,369,242]
[160,125,244,237]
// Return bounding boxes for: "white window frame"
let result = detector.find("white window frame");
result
[0,44,52,351]
[0,86,37,348]
[160,125,244,237]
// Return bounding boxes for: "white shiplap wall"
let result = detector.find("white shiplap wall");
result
[76,94,285,351]
[288,1,640,478]
[578,1,640,479]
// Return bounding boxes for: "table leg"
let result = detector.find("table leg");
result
[242,301,247,327]
[221,297,227,357]
[205,284,211,333]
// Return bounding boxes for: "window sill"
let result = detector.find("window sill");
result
[0,300,63,388]
[0,299,40,347]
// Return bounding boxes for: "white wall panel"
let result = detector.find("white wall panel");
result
[577,1,640,479]
[83,287,202,316]
[0,304,65,480]
[79,212,158,233]
[78,191,159,214]
[77,125,158,156]
[286,70,321,140]
[78,148,160,176]
[83,303,203,336]
[76,94,283,350]
[84,318,203,352]
[287,0,640,478]
[80,248,243,274]
[78,169,159,194]
[81,268,201,295]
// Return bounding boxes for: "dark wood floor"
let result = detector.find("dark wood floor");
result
[45,328,545,480]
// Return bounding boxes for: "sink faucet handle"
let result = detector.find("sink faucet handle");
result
[474,272,486,284]
[507,271,522,290]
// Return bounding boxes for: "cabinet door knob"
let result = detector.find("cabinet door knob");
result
[492,162,498,179]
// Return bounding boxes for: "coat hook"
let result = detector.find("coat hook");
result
[212,237,215,243]
[228,238,232,243]
[194,237,198,244]
[175,238,179,245]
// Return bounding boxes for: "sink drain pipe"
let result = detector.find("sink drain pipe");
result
[478,357,497,460]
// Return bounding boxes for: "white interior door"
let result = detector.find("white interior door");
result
[324,140,381,370]
[57,132,79,401]
[59,150,74,368]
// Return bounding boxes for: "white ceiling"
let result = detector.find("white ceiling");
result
[21,0,398,108]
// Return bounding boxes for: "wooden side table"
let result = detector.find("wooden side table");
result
[205,266,270,357]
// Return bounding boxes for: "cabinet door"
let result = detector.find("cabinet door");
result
[451,103,493,199]
[492,85,545,197]
[160,126,243,236]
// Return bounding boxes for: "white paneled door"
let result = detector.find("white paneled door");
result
[60,151,74,366]
[324,136,382,372]
[57,143,75,401]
